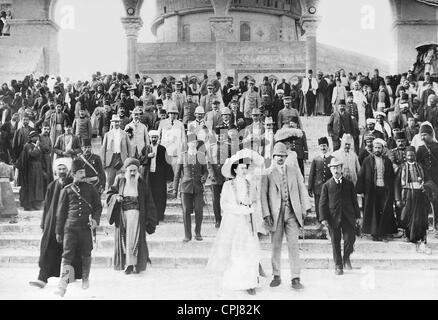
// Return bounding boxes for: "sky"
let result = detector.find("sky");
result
[54,0,393,80]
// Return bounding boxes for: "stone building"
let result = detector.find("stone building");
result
[1,0,438,83]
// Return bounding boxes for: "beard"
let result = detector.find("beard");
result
[124,170,140,184]
[58,172,67,179]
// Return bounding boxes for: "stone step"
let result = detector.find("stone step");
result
[1,232,436,254]
[1,248,438,270]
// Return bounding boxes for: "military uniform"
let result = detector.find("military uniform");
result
[388,147,406,173]
[290,131,309,178]
[80,153,106,194]
[173,151,208,241]
[308,154,333,220]
[55,181,102,295]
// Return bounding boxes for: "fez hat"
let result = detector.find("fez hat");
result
[71,159,85,173]
[273,142,288,157]
[318,137,329,146]
[291,116,299,124]
[394,131,406,140]
[159,109,167,115]
[212,99,221,105]
[124,157,140,169]
[82,138,92,147]
[405,146,416,153]
[339,100,346,106]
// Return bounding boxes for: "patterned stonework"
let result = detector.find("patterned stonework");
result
[121,17,143,37]
[209,16,233,41]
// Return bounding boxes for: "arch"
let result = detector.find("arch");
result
[211,0,232,16]
[122,0,144,17]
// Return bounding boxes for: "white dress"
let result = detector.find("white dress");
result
[207,177,261,291]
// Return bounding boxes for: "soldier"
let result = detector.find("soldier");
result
[78,138,106,195]
[388,131,407,173]
[288,117,308,178]
[308,137,333,224]
[55,159,102,297]
[173,134,208,242]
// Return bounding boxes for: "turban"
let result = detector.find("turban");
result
[124,158,140,169]
[54,157,72,171]
[372,138,387,147]
[366,118,376,125]
[149,130,159,137]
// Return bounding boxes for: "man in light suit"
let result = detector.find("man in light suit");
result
[301,70,318,116]
[125,107,149,158]
[319,157,361,275]
[204,99,222,133]
[101,114,131,189]
[261,142,309,290]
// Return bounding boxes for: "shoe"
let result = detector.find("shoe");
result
[270,276,281,287]
[291,278,304,290]
[246,288,256,295]
[182,238,191,243]
[29,280,46,288]
[195,234,203,241]
[343,257,353,270]
[417,242,433,255]
[335,268,344,275]
[133,266,140,274]
[124,265,134,275]
[215,221,221,229]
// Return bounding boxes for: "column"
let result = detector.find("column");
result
[301,16,321,74]
[209,16,233,73]
[121,17,143,78]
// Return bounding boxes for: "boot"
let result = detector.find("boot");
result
[81,256,92,289]
[55,264,74,297]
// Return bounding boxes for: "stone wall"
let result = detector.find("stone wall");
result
[137,40,391,82]
[155,10,298,42]
[392,0,438,73]
[0,46,45,83]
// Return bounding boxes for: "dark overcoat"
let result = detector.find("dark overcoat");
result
[356,154,397,235]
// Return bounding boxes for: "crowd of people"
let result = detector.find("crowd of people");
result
[0,66,437,296]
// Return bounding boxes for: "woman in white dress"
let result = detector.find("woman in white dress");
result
[207,152,264,295]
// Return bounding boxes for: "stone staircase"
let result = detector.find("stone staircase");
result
[1,116,437,270]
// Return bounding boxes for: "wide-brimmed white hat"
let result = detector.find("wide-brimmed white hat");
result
[221,149,264,179]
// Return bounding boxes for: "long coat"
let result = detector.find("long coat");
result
[356,154,397,235]
[327,111,354,141]
[107,175,158,271]
[101,129,131,168]
[39,178,82,279]
[261,164,309,232]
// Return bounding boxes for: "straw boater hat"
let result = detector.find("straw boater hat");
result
[194,106,205,114]
[166,102,179,114]
[221,107,231,115]
[328,157,343,168]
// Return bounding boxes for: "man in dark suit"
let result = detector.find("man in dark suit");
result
[229,100,245,130]
[360,118,384,150]
[327,101,354,151]
[308,137,333,223]
[141,130,173,223]
[173,134,208,242]
[319,157,361,275]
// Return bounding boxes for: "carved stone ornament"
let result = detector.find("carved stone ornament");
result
[209,17,233,42]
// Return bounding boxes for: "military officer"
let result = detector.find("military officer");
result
[387,130,407,173]
[78,138,106,195]
[55,159,102,297]
[173,134,208,242]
